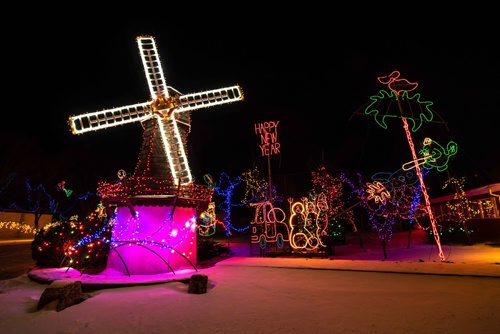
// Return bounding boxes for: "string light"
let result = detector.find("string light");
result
[311,167,357,235]
[97,176,213,206]
[214,172,248,236]
[240,166,281,204]
[434,177,478,241]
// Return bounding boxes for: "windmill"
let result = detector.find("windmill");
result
[67,36,244,275]
[69,36,244,186]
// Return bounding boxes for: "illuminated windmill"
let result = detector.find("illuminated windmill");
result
[68,36,244,276]
[69,36,243,186]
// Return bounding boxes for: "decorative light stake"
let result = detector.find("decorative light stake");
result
[254,120,280,203]
[366,70,446,261]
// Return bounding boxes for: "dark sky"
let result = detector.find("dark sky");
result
[2,8,499,197]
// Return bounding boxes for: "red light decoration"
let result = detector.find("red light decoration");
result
[250,201,289,249]
[377,70,418,95]
[97,176,213,208]
[254,120,281,157]
[366,181,391,205]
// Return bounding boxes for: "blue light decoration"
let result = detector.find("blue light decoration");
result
[340,171,398,258]
[340,172,377,226]
[370,167,428,219]
[368,167,430,245]
[0,172,15,197]
[10,180,99,223]
[25,180,58,214]
[214,172,248,236]
[371,168,419,202]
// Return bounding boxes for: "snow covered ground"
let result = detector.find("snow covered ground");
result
[1,231,499,333]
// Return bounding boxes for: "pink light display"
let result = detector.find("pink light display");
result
[105,206,197,275]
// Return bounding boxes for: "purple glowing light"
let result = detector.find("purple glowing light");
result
[103,205,197,275]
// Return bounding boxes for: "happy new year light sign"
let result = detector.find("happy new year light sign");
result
[255,121,281,156]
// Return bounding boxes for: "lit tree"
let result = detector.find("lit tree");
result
[439,176,476,244]
[240,166,281,205]
[341,171,394,258]
[309,166,356,253]
[214,172,247,236]
[21,180,57,230]
[369,199,397,259]
[32,203,112,271]
[0,172,15,202]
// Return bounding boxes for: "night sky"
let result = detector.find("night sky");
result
[2,9,499,200]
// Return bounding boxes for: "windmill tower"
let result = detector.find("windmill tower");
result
[69,36,244,275]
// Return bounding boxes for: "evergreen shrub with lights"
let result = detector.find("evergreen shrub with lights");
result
[426,177,479,245]
[31,204,112,271]
[428,220,474,245]
[196,237,232,262]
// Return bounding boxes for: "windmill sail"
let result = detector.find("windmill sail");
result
[69,103,151,134]
[137,36,168,99]
[175,86,243,113]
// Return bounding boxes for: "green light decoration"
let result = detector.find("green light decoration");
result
[419,137,458,172]
[365,90,434,132]
[57,180,73,198]
[203,174,215,190]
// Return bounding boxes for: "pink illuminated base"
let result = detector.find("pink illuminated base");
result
[104,205,197,275]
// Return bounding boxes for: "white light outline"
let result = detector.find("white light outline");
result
[69,102,151,135]
[157,117,180,185]
[175,85,244,113]
[69,36,244,186]
[137,36,168,100]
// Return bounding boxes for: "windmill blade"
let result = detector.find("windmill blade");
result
[174,85,244,113]
[69,102,152,134]
[158,117,193,185]
[137,36,168,99]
